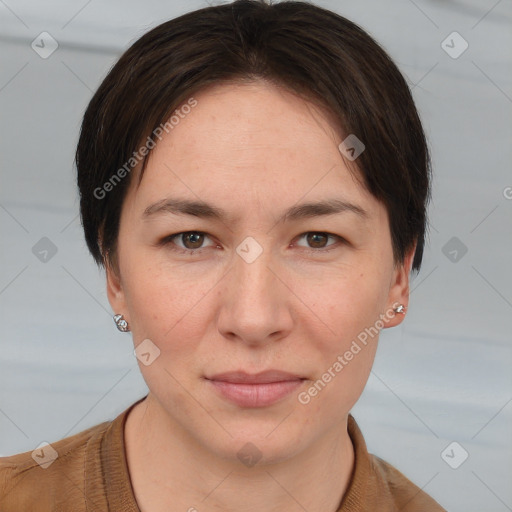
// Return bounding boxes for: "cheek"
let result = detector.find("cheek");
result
[319,265,390,340]
[121,250,228,359]
[304,264,391,390]
[301,283,383,415]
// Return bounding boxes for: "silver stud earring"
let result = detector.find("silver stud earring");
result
[113,314,130,332]
[393,304,406,314]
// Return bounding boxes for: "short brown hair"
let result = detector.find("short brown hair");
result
[76,0,431,271]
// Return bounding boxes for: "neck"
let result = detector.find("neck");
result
[124,395,354,512]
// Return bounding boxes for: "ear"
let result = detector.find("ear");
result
[106,262,129,324]
[382,244,416,328]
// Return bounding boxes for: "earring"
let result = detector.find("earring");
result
[393,304,406,315]
[113,314,130,332]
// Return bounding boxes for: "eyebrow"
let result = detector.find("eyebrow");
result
[142,197,368,223]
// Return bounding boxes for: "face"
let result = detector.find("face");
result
[107,81,413,463]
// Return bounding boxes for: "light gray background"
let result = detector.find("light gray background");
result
[1,1,511,510]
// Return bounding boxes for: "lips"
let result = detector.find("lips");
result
[206,370,304,384]
[205,370,305,407]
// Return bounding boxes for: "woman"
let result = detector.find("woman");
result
[0,1,446,510]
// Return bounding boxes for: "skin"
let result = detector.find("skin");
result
[107,81,414,512]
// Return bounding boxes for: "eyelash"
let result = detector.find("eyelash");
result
[159,231,345,255]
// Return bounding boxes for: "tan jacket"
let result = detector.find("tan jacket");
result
[0,396,446,511]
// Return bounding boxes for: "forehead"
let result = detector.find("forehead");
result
[127,81,380,220]
[157,81,343,168]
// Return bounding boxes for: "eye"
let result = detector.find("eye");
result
[159,231,344,255]
[162,231,217,253]
[294,232,342,251]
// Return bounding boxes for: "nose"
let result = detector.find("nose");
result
[216,248,293,346]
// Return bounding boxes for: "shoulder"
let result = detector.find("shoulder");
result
[345,415,446,511]
[369,454,446,511]
[0,420,111,512]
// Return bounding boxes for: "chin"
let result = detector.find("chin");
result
[215,433,304,468]
[201,413,311,465]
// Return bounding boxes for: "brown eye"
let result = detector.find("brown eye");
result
[161,231,217,253]
[306,232,329,248]
[180,232,205,249]
[294,232,341,252]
